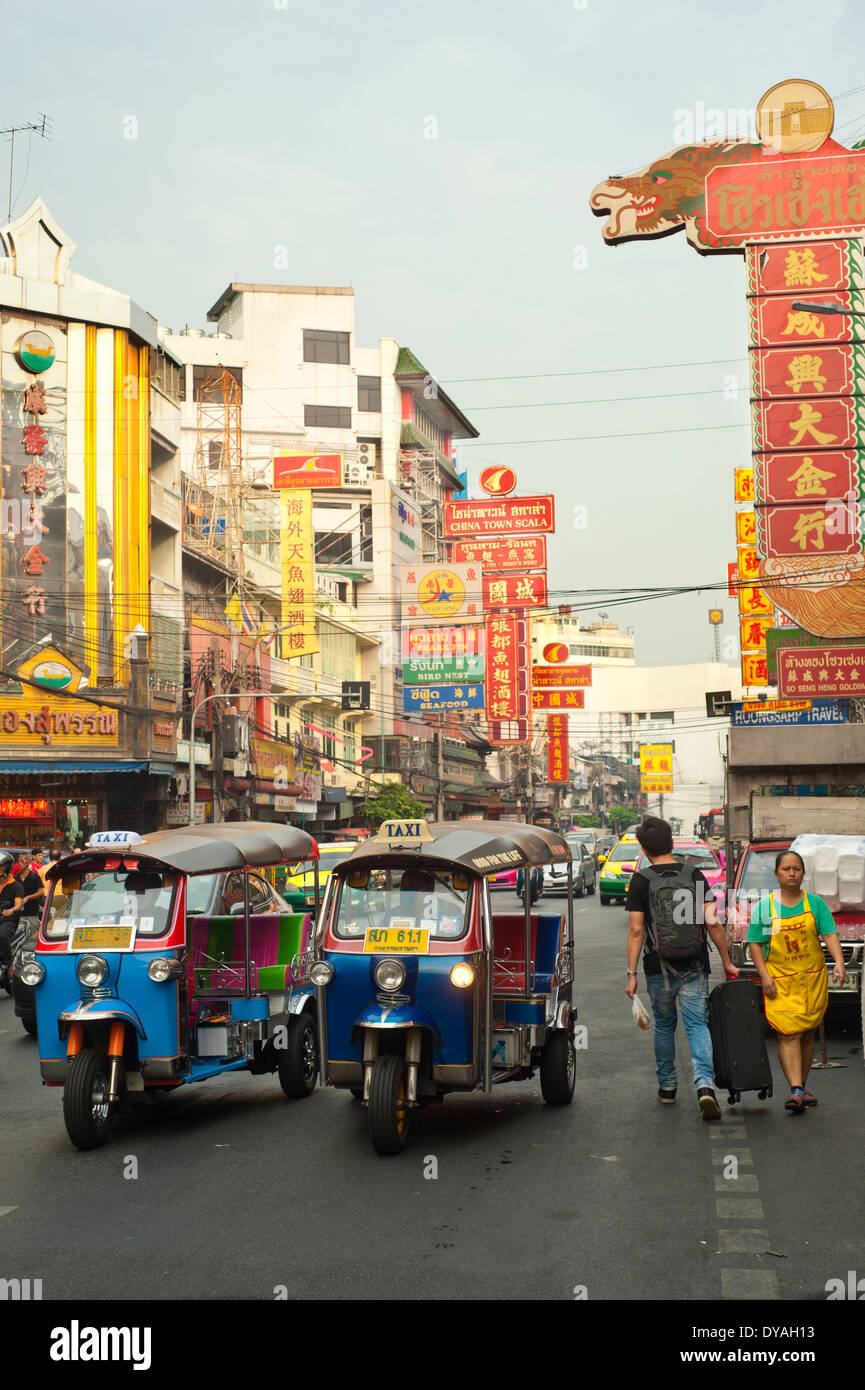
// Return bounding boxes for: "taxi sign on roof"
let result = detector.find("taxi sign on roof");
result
[86,831,144,848]
[374,819,436,845]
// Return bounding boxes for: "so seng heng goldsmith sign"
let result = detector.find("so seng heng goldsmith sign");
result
[591,77,865,690]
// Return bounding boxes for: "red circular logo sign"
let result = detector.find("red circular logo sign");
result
[543,642,569,664]
[479,466,517,496]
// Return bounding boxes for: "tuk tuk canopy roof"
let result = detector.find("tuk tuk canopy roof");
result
[335,820,571,873]
[48,823,318,879]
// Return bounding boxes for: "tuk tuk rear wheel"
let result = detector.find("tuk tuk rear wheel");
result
[63,1048,115,1149]
[277,1013,318,1099]
[368,1054,410,1155]
[540,1031,576,1106]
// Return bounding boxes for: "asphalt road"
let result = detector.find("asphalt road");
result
[2,890,864,1302]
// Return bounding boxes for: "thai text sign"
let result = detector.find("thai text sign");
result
[547,714,568,783]
[451,536,547,571]
[483,573,548,610]
[0,699,119,746]
[403,626,485,685]
[274,453,342,489]
[731,699,847,726]
[764,625,855,683]
[484,614,519,720]
[531,664,592,688]
[400,564,482,623]
[778,644,865,697]
[443,496,555,537]
[404,684,485,712]
[705,152,865,243]
[280,491,319,657]
[640,743,673,793]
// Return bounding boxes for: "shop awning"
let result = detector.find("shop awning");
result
[0,761,150,774]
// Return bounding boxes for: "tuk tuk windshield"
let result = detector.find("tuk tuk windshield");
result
[334,865,470,941]
[44,867,177,939]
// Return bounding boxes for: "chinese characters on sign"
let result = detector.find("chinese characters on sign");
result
[531,690,585,710]
[547,714,568,783]
[451,536,547,571]
[280,491,319,657]
[484,614,520,720]
[273,453,343,489]
[403,684,485,712]
[777,644,865,698]
[400,564,482,623]
[640,743,673,794]
[482,573,548,611]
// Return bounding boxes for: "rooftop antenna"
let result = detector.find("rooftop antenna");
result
[0,113,52,222]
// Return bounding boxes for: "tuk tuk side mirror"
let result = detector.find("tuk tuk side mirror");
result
[452,871,469,891]
[61,876,81,894]
[348,868,369,889]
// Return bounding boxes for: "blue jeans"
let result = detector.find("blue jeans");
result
[646,966,715,1091]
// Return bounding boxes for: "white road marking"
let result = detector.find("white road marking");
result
[718,1229,769,1254]
[0,1207,18,1218]
[722,1268,780,1299]
[711,1149,753,1164]
[714,1173,760,1192]
[715,1197,766,1220]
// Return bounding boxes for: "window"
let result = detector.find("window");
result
[358,376,381,412]
[303,330,350,364]
[304,404,352,429]
[650,711,674,722]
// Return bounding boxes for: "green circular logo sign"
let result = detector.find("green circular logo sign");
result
[15,330,55,374]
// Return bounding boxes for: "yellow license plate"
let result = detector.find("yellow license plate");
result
[363,927,430,954]
[69,925,136,952]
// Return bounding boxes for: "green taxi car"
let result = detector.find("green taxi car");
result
[598,834,641,906]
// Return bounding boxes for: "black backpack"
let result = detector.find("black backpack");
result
[641,859,704,963]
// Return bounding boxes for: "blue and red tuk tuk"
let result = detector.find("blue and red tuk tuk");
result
[22,824,320,1149]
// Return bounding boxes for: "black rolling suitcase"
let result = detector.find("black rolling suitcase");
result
[708,979,773,1105]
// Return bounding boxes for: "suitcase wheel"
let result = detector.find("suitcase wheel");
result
[757,1088,767,1100]
[727,1093,736,1106]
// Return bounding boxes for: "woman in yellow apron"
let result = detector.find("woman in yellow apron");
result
[747,851,846,1113]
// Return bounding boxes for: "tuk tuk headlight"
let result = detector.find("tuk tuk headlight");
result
[147,957,178,983]
[309,960,333,987]
[76,954,107,987]
[450,962,475,988]
[374,958,406,992]
[20,960,45,987]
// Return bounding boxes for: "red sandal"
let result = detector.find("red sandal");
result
[801,1090,818,1106]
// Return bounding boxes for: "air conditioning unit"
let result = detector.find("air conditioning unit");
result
[344,443,375,487]
[175,774,189,797]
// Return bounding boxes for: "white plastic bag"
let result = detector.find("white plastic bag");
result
[632,993,652,1031]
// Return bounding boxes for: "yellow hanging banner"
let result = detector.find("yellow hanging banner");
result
[280,491,319,658]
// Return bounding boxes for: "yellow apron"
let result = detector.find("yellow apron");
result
[763,891,828,1036]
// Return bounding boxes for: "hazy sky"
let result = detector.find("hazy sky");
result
[3,0,859,664]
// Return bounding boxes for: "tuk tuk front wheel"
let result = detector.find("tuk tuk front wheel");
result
[277,1013,318,1098]
[63,1048,114,1149]
[540,1031,576,1106]
[368,1054,410,1155]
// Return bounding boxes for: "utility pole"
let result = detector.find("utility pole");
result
[1,114,51,222]
[436,719,445,821]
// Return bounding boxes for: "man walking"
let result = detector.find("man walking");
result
[624,817,738,1120]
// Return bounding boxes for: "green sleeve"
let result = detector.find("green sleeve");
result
[811,895,838,936]
[746,897,771,944]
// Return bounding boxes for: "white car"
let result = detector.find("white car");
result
[542,840,596,898]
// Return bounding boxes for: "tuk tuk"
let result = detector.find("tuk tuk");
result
[23,823,321,1150]
[309,818,577,1154]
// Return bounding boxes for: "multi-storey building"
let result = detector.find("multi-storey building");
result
[163,283,478,830]
[0,199,182,846]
